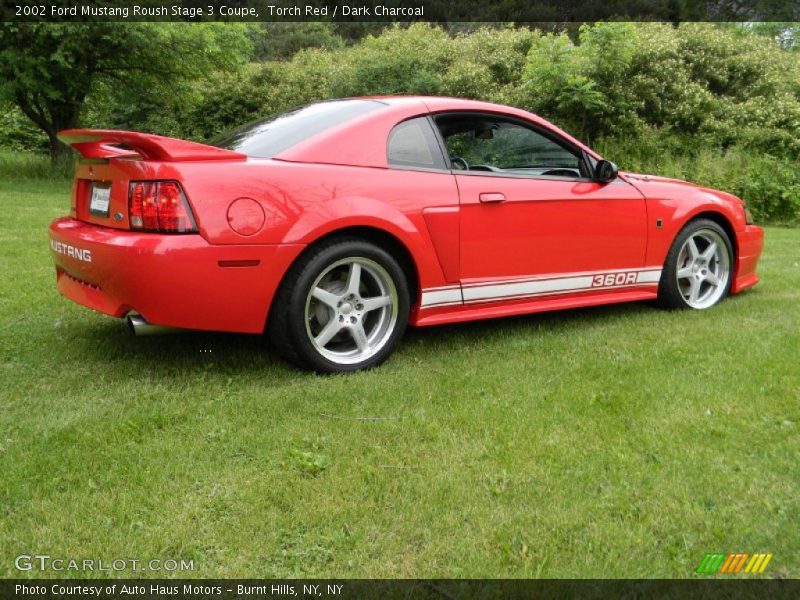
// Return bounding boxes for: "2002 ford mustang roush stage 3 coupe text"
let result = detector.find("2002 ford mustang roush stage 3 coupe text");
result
[49,96,763,372]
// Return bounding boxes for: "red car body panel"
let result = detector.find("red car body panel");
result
[49,96,763,334]
[50,217,304,332]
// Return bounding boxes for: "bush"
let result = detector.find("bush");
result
[0,105,48,153]
[249,23,345,61]
[189,48,337,139]
[3,22,798,224]
[518,23,800,154]
[732,155,800,224]
[597,134,800,224]
[191,24,539,139]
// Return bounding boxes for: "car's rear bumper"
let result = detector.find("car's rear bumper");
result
[732,224,763,294]
[49,217,305,333]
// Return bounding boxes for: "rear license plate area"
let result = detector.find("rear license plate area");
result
[89,182,111,217]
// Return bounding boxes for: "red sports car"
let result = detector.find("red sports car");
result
[50,96,763,372]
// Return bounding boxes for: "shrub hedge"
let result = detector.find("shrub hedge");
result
[3,23,798,223]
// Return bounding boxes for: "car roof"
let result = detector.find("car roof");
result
[357,95,541,118]
[273,96,598,168]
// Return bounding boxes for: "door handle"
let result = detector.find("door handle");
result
[479,192,506,203]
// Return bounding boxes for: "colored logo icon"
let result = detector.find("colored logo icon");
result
[696,553,773,574]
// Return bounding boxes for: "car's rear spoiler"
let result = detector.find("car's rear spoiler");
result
[57,129,247,162]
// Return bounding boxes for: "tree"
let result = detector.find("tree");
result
[249,23,344,61]
[0,23,251,165]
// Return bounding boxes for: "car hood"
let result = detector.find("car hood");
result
[621,171,694,186]
[622,171,744,204]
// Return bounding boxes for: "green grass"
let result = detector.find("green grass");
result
[0,161,798,580]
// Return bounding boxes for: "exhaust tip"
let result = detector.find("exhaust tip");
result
[126,313,183,336]
[127,314,147,335]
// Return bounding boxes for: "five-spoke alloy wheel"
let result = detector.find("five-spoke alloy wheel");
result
[268,238,409,373]
[659,219,733,310]
[305,257,399,365]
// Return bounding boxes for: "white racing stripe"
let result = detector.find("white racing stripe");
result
[419,286,463,307]
[421,267,662,308]
[635,269,662,284]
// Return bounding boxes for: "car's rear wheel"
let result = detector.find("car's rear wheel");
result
[268,238,409,373]
[658,219,733,309]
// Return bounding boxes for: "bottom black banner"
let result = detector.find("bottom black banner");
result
[3,579,799,600]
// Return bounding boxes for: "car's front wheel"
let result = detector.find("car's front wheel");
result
[268,238,410,372]
[658,219,733,309]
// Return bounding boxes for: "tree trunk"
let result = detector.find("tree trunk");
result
[48,104,82,171]
[47,131,73,171]
[15,93,80,170]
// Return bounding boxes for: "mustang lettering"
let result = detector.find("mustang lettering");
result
[50,239,92,263]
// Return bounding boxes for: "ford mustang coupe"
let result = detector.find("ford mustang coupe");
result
[50,96,763,372]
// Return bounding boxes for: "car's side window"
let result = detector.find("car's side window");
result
[387,117,447,170]
[434,113,587,179]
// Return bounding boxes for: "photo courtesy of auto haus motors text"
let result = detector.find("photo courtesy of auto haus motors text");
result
[15,583,344,597]
[1,0,798,598]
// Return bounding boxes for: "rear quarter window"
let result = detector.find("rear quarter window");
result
[387,117,447,170]
[211,100,386,158]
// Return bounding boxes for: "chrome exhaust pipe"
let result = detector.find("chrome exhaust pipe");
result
[126,314,181,336]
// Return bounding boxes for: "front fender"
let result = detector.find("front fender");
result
[631,179,746,267]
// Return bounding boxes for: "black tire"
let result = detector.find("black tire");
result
[657,218,734,310]
[267,237,410,373]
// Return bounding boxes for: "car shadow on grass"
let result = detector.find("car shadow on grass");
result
[66,318,291,377]
[61,300,660,381]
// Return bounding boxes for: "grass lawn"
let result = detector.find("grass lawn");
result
[1,157,798,579]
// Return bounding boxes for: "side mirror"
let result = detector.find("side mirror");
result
[594,159,618,183]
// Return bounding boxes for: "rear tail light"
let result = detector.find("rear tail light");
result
[128,181,197,233]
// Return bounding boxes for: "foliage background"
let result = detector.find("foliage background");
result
[1,22,798,223]
[1,23,798,579]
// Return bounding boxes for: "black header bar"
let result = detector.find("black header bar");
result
[3,0,799,22]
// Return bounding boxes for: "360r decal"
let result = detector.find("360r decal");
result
[592,272,638,287]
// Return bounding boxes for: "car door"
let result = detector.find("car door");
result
[432,113,649,303]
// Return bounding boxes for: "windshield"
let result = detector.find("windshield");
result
[210,99,386,158]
